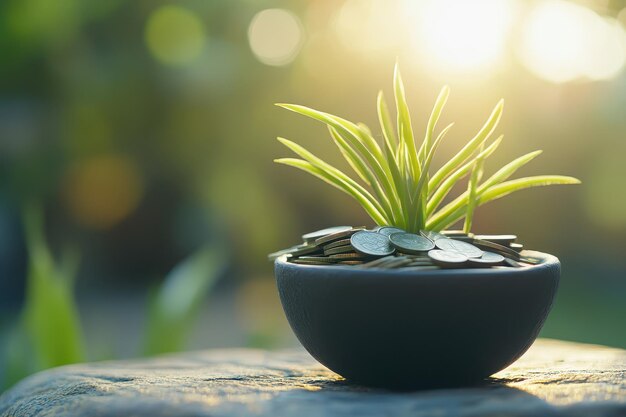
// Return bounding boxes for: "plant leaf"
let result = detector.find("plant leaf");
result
[276,137,388,217]
[329,126,371,186]
[427,175,580,230]
[277,103,384,161]
[277,104,402,222]
[355,124,405,226]
[418,85,450,163]
[477,150,543,193]
[426,135,502,217]
[463,144,486,233]
[428,149,543,229]
[393,64,421,183]
[294,129,396,223]
[428,99,504,193]
[479,175,581,203]
[410,122,454,230]
[377,90,398,159]
[275,158,388,224]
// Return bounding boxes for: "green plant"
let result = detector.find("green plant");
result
[275,65,580,233]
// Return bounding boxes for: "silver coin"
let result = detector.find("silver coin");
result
[324,245,355,255]
[435,238,483,258]
[428,249,469,267]
[350,230,395,257]
[298,256,339,263]
[389,232,435,254]
[420,230,447,241]
[441,230,473,238]
[268,243,321,260]
[329,252,370,260]
[376,226,406,237]
[302,226,352,243]
[359,255,397,268]
[468,251,505,266]
[472,239,520,260]
[503,258,522,268]
[474,234,517,245]
[323,238,352,250]
[291,259,335,265]
[315,227,365,246]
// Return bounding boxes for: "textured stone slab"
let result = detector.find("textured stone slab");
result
[0,339,624,417]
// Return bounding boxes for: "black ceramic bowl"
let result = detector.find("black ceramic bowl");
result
[275,251,559,389]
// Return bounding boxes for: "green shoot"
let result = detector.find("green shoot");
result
[275,65,580,233]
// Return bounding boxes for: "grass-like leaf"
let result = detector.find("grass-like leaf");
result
[277,104,403,223]
[393,64,421,183]
[428,99,504,193]
[143,245,225,355]
[427,150,544,229]
[377,91,398,158]
[427,135,502,217]
[276,65,579,233]
[479,176,582,203]
[463,144,486,233]
[275,158,388,224]
[278,135,394,223]
[418,86,450,163]
[427,176,581,230]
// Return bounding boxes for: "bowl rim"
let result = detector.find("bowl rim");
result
[275,250,559,278]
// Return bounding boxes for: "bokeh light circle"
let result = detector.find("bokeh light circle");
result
[63,155,143,230]
[145,5,206,66]
[248,9,304,66]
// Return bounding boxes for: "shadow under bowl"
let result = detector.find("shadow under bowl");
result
[275,251,560,389]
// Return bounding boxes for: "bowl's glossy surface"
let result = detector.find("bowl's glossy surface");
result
[275,251,560,389]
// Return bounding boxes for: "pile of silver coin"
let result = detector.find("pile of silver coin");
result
[269,226,541,269]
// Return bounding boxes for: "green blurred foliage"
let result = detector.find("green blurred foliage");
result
[0,208,223,391]
[3,207,85,388]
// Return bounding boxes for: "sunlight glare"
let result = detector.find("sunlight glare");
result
[520,1,626,83]
[333,0,402,54]
[408,0,517,74]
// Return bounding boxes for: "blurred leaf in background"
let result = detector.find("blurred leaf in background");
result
[2,206,85,388]
[143,244,226,356]
[0,206,224,391]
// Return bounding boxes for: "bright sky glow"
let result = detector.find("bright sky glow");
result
[408,0,518,75]
[519,0,626,83]
[333,0,402,54]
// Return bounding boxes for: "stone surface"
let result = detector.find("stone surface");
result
[0,339,624,417]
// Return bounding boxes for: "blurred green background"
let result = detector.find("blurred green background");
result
[1,0,625,391]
